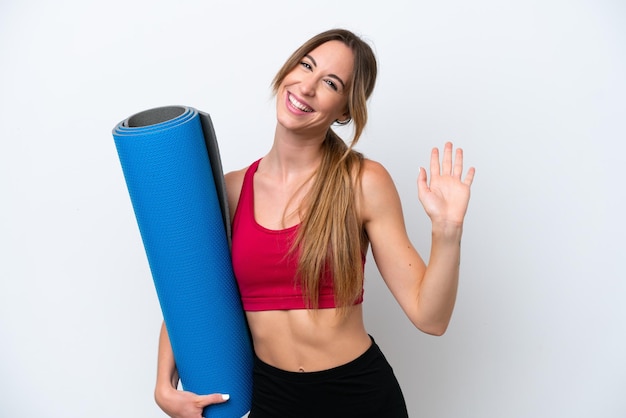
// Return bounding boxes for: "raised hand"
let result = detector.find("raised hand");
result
[417,142,475,227]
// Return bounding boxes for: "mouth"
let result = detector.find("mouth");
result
[287,93,314,113]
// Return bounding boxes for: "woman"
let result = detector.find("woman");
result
[155,28,475,417]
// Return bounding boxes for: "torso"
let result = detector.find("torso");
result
[225,159,372,372]
[247,307,372,372]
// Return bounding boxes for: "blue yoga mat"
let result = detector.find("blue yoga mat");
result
[112,106,253,417]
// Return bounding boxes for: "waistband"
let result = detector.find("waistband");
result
[253,335,383,384]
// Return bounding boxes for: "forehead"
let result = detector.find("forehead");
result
[306,40,354,80]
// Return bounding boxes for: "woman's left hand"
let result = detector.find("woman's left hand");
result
[417,142,475,226]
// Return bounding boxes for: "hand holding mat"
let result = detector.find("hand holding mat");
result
[112,106,252,417]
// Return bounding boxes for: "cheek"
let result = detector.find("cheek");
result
[328,96,349,116]
[280,68,300,86]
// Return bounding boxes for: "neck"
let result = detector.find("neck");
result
[261,124,326,180]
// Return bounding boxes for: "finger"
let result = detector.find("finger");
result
[463,167,476,186]
[417,166,428,192]
[430,146,440,177]
[441,142,453,175]
[195,393,230,408]
[452,147,464,178]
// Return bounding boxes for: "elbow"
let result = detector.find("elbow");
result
[407,304,454,336]
[412,319,450,336]
[423,326,447,337]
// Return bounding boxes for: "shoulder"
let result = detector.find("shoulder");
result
[358,158,402,223]
[359,158,398,196]
[224,165,250,221]
[224,166,247,191]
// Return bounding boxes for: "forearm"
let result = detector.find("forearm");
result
[415,222,463,335]
[156,321,179,394]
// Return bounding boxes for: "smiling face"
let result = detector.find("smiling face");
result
[275,40,354,137]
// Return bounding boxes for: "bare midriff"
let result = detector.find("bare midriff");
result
[246,304,372,373]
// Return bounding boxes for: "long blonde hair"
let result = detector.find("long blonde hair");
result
[271,29,378,309]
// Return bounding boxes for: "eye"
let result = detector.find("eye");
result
[300,61,312,70]
[324,79,339,91]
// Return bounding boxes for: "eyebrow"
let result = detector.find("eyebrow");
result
[304,54,347,90]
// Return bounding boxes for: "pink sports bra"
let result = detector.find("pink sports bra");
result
[231,159,364,311]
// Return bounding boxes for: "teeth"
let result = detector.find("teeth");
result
[289,94,313,112]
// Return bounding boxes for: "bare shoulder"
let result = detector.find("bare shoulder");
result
[224,166,247,191]
[224,165,249,221]
[361,158,395,194]
[358,159,402,223]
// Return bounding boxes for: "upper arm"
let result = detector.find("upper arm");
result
[359,159,426,319]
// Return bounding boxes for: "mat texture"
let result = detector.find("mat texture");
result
[113,106,252,417]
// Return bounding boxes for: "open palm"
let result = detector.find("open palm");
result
[417,142,475,226]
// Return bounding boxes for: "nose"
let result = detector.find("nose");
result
[299,74,317,97]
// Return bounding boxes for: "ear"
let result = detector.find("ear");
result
[335,111,352,126]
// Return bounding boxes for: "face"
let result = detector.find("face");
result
[275,40,354,136]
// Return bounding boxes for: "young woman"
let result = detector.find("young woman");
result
[155,28,475,417]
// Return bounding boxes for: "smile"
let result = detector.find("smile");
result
[288,94,314,113]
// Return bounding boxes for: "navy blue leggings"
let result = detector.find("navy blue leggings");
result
[248,336,409,418]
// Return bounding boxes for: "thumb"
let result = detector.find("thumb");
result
[417,167,428,194]
[195,393,230,408]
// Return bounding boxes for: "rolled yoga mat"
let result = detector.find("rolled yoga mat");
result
[112,106,253,417]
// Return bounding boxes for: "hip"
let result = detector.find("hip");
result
[249,335,409,418]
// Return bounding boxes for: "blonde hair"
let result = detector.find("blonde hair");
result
[271,29,378,310]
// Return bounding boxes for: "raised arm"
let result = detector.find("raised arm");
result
[361,142,474,335]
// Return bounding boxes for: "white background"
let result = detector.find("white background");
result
[1,0,625,417]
